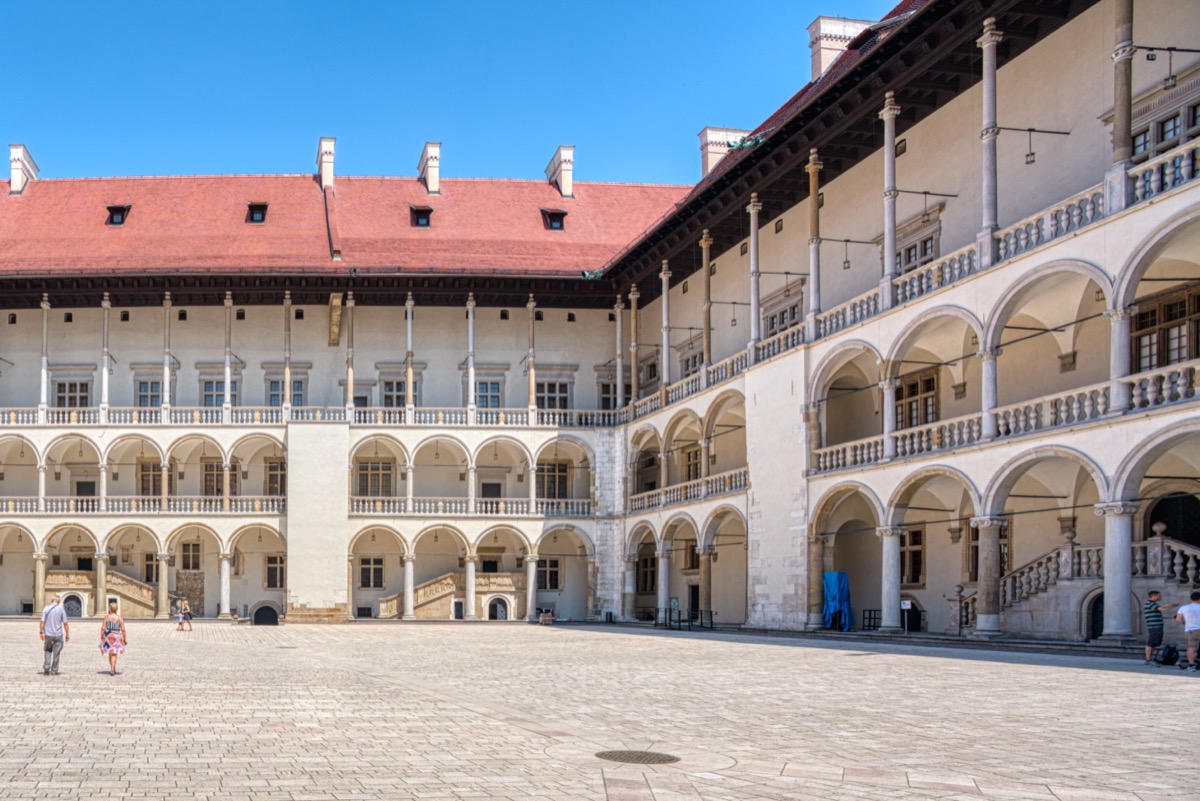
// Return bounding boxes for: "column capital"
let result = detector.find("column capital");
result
[402,553,415,563]
[657,548,672,560]
[805,148,823,174]
[699,229,713,248]
[284,289,292,305]
[157,552,172,563]
[466,292,476,310]
[33,552,49,562]
[614,296,625,312]
[526,293,537,310]
[93,552,108,561]
[224,291,233,307]
[1103,307,1132,322]
[101,292,112,310]
[40,293,51,311]
[525,552,539,564]
[875,526,905,539]
[879,378,898,391]
[1094,501,1140,517]
[219,552,234,561]
[98,463,108,474]
[970,516,1008,530]
[1111,42,1135,63]
[977,347,1001,362]
[37,464,47,474]
[628,283,640,301]
[746,192,763,214]
[405,291,415,307]
[659,259,671,279]
[883,189,899,200]
[697,546,716,557]
[980,126,1000,141]
[162,291,172,308]
[879,90,901,121]
[976,17,1003,48]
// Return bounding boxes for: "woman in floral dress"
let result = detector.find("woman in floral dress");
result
[99,602,127,675]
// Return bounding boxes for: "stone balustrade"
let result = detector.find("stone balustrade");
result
[992,382,1111,439]
[1130,139,1200,203]
[892,244,978,304]
[754,326,805,363]
[812,437,886,473]
[892,413,983,458]
[817,290,880,338]
[995,185,1105,261]
[627,466,749,513]
[1126,360,1199,409]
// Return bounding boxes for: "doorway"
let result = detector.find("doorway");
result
[488,598,508,620]
[253,606,279,626]
[1087,593,1104,641]
[63,595,83,617]
[77,556,94,572]
[688,584,700,618]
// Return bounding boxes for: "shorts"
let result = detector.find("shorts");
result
[1187,630,1200,648]
[1146,627,1164,648]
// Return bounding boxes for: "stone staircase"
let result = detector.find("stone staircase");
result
[377,571,527,620]
[45,569,164,618]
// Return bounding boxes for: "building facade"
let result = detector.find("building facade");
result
[2,0,1198,642]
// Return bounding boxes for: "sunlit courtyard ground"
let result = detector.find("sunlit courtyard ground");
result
[0,619,1196,801]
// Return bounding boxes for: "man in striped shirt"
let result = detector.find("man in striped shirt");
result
[1144,590,1176,665]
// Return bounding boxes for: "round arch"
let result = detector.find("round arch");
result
[1114,206,1200,309]
[474,524,534,554]
[412,524,471,554]
[99,523,162,553]
[703,390,746,438]
[982,260,1113,349]
[700,504,748,550]
[808,339,884,401]
[42,432,102,464]
[229,433,288,462]
[1111,419,1200,502]
[533,434,595,465]
[535,525,596,558]
[472,436,533,468]
[42,523,100,554]
[626,521,658,557]
[101,434,166,465]
[0,434,41,464]
[661,409,704,448]
[411,434,474,468]
[883,306,984,374]
[811,481,886,533]
[661,511,701,543]
[629,423,663,448]
[886,466,982,527]
[164,433,223,460]
[164,522,223,552]
[349,525,410,556]
[229,523,286,552]
[981,446,1109,516]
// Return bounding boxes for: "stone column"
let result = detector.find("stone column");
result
[282,291,293,416]
[1096,502,1138,639]
[467,465,477,514]
[160,463,170,512]
[970,516,1005,636]
[344,292,356,411]
[614,295,626,408]
[699,437,712,480]
[37,464,46,512]
[156,553,171,618]
[877,527,903,633]
[977,18,1003,267]
[806,534,827,630]
[659,260,672,391]
[629,285,641,399]
[33,553,47,615]
[222,462,232,513]
[526,553,539,622]
[880,91,901,309]
[747,194,763,350]
[218,552,232,618]
[223,291,233,423]
[697,547,713,612]
[39,294,49,424]
[402,554,415,620]
[881,378,898,459]
[1106,0,1135,212]
[466,293,476,423]
[623,558,637,620]
[979,348,1000,439]
[698,231,713,370]
[94,552,108,616]
[162,292,172,413]
[405,464,415,510]
[805,149,823,341]
[405,293,415,415]
[100,293,111,423]
[98,464,108,513]
[1105,308,1133,412]
[463,556,477,620]
[656,548,671,614]
[528,463,538,504]
[527,294,538,413]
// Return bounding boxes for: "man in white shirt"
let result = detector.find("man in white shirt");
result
[1175,590,1200,672]
[39,594,70,675]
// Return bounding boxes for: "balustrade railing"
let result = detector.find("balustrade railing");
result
[43,496,101,513]
[1130,139,1200,203]
[232,407,284,425]
[289,407,347,422]
[627,467,748,512]
[536,409,625,427]
[169,407,224,425]
[993,382,1110,438]
[410,497,469,515]
[475,498,531,516]
[105,497,162,513]
[0,497,39,513]
[229,496,286,514]
[0,409,39,426]
[668,374,703,405]
[996,186,1105,261]
[349,496,406,515]
[1136,536,1200,585]
[535,498,593,517]
[632,394,661,420]
[167,496,226,514]
[1126,360,1199,410]
[108,408,162,425]
[628,488,662,513]
[353,408,406,426]
[46,408,100,425]
[476,408,529,426]
[817,290,880,338]
[892,244,978,304]
[892,414,983,458]
[706,352,749,386]
[755,326,805,362]
[812,436,885,473]
[412,407,468,426]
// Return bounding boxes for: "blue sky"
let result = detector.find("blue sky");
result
[14,1,897,185]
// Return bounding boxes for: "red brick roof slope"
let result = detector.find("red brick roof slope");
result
[333,178,688,275]
[0,175,333,275]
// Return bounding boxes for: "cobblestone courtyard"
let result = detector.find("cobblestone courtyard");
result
[0,620,1196,801]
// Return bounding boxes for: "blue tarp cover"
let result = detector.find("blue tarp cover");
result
[822,571,853,631]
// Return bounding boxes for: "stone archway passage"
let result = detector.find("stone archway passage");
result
[63,595,84,618]
[488,598,509,620]
[253,606,279,626]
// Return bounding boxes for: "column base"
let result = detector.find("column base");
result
[464,615,478,621]
[218,612,231,620]
[805,612,825,631]
[401,614,415,621]
[1099,632,1136,645]
[155,613,170,620]
[877,626,903,634]
[972,613,1002,637]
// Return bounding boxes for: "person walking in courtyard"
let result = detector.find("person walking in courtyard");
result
[177,599,193,632]
[99,602,127,676]
[38,594,69,675]
[1175,590,1200,672]
[1143,590,1177,665]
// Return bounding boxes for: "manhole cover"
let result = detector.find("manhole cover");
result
[595,750,680,765]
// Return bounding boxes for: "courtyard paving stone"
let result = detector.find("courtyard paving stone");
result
[0,620,1196,800]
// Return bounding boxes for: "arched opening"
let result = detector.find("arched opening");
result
[705,393,748,478]
[487,597,509,620]
[989,269,1110,415]
[253,605,279,626]
[229,435,287,512]
[0,436,40,512]
[662,516,700,620]
[103,436,168,512]
[661,411,704,490]
[0,525,34,615]
[350,436,408,513]
[350,527,407,619]
[166,435,225,510]
[536,527,593,621]
[628,525,658,621]
[702,508,748,626]
[62,594,85,618]
[103,525,162,618]
[166,524,223,619]
[229,526,286,622]
[535,438,593,516]
[43,435,103,512]
[1122,219,1200,385]
[1087,593,1105,641]
[814,486,882,631]
[411,439,471,513]
[815,347,882,448]
[629,428,663,500]
[887,311,982,443]
[410,526,470,620]
[473,438,532,514]
[1148,493,1200,549]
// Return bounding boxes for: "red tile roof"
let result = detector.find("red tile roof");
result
[0,174,687,278]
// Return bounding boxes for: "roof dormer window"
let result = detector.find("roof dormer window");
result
[247,203,268,224]
[541,208,567,231]
[410,205,433,228]
[106,206,129,226]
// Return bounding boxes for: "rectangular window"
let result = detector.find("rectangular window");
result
[895,370,938,429]
[535,381,570,410]
[680,351,702,379]
[684,447,702,482]
[181,542,201,571]
[599,381,632,411]
[381,379,407,408]
[265,458,286,496]
[356,461,394,497]
[266,555,286,589]
[202,459,239,497]
[1131,287,1200,371]
[685,543,700,571]
[136,380,161,407]
[201,380,238,407]
[138,461,173,497]
[267,379,304,407]
[144,553,159,583]
[55,381,90,408]
[1133,129,1150,155]
[1159,115,1181,142]
[537,462,569,499]
[638,555,656,593]
[900,529,924,587]
[537,558,561,590]
[476,381,501,409]
[359,557,384,589]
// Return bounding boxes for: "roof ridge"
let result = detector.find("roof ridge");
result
[35,174,316,182]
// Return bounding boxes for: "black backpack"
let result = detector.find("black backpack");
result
[1155,644,1179,666]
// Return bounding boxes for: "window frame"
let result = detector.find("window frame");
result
[265,554,286,590]
[359,556,384,589]
[536,558,561,590]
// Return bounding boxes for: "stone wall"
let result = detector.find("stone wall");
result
[175,571,206,618]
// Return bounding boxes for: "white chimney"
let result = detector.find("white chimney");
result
[807,17,871,79]
[698,127,751,178]
[9,144,38,195]
[545,145,574,198]
[316,137,336,188]
[418,142,441,195]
